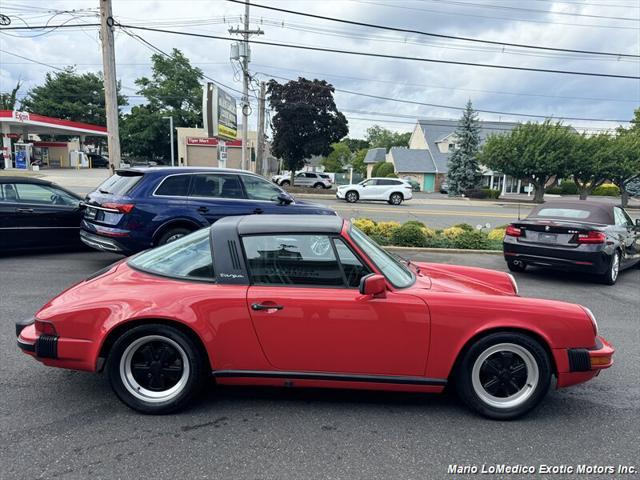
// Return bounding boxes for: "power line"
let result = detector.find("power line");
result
[425,0,640,22]
[227,0,640,58]
[354,0,640,30]
[112,23,640,80]
[258,72,631,123]
[0,49,66,71]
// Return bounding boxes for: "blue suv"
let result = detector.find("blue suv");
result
[81,167,337,254]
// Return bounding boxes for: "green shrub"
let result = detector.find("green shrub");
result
[451,230,491,250]
[404,220,425,228]
[545,186,562,194]
[452,223,474,232]
[560,182,578,195]
[463,187,487,199]
[391,223,428,247]
[442,226,465,238]
[385,172,398,178]
[483,188,501,199]
[374,221,401,240]
[424,235,453,248]
[421,227,436,238]
[487,228,506,241]
[592,184,620,196]
[352,218,376,235]
[369,233,390,245]
[376,162,395,177]
[371,161,386,177]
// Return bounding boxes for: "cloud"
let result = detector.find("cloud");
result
[1,0,637,138]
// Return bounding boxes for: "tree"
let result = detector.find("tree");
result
[446,101,482,196]
[568,133,613,200]
[480,120,574,203]
[376,162,395,177]
[365,125,410,151]
[268,77,348,184]
[321,142,351,172]
[1,81,21,110]
[121,49,203,160]
[351,148,368,175]
[609,110,640,207]
[371,161,386,177]
[21,68,126,125]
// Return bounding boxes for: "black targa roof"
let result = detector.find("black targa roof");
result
[235,215,344,235]
[528,201,614,225]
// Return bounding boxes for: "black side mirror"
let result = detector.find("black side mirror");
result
[277,192,293,205]
[635,218,640,230]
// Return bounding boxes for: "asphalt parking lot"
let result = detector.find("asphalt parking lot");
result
[1,250,638,479]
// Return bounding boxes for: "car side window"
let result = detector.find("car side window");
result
[0,184,18,202]
[155,174,191,197]
[362,179,377,186]
[242,175,283,202]
[334,239,371,288]
[14,183,76,205]
[190,174,245,199]
[242,234,344,287]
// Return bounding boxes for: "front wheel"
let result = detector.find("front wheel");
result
[313,183,324,189]
[455,332,552,420]
[280,180,290,187]
[600,251,620,285]
[106,324,208,414]
[345,191,359,203]
[389,192,403,205]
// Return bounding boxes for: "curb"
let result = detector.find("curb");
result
[384,246,503,255]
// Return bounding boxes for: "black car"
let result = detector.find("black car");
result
[87,153,110,168]
[503,201,640,285]
[0,176,85,253]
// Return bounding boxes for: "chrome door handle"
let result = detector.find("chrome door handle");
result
[16,208,34,213]
[251,303,284,311]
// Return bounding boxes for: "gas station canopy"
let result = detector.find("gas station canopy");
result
[0,110,108,137]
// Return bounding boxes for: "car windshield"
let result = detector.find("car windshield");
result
[128,228,214,281]
[349,225,414,288]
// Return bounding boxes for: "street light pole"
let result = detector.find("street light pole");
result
[162,116,174,167]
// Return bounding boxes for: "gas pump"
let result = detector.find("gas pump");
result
[13,143,32,169]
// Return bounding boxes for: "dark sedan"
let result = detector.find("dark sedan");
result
[0,176,85,253]
[503,201,640,285]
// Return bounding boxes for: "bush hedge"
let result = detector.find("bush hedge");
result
[376,162,395,178]
[352,218,502,250]
[592,184,620,196]
[463,187,501,199]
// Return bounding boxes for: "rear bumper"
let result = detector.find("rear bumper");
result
[556,336,614,388]
[80,229,129,254]
[16,320,96,372]
[503,241,609,274]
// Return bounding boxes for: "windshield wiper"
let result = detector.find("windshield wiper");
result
[390,251,421,274]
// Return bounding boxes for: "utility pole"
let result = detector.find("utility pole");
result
[229,0,263,171]
[99,0,121,169]
[162,116,174,166]
[257,81,266,176]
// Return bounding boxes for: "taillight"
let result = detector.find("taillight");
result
[35,320,57,336]
[505,225,522,237]
[577,231,606,244]
[102,203,135,214]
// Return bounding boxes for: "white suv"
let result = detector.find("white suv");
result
[336,178,413,205]
[276,172,333,189]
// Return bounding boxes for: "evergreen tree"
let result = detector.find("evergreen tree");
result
[446,101,482,196]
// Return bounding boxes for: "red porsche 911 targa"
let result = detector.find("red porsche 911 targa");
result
[16,215,614,419]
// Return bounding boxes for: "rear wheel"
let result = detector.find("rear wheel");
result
[280,180,290,187]
[157,227,192,246]
[313,183,324,189]
[106,324,208,414]
[389,192,403,205]
[507,259,526,272]
[345,191,359,203]
[600,251,620,285]
[455,332,551,420]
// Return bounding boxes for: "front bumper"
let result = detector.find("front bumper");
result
[556,336,614,388]
[16,319,96,372]
[336,190,346,199]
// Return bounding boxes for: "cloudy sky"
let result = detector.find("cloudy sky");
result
[1,0,639,138]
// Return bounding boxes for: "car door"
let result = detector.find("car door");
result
[0,183,22,250]
[11,182,83,249]
[358,179,378,200]
[614,207,640,265]
[294,172,310,187]
[240,174,294,215]
[243,233,430,376]
[188,173,257,223]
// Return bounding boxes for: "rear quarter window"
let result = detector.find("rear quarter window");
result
[155,174,191,196]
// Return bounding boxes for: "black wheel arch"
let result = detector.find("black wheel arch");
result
[97,317,212,373]
[152,218,203,246]
[448,327,557,382]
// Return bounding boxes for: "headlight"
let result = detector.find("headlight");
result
[507,273,519,295]
[583,307,598,336]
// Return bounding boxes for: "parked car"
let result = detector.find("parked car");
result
[503,200,640,285]
[87,153,110,168]
[439,180,449,194]
[80,167,336,255]
[17,214,614,419]
[336,177,413,205]
[404,179,421,192]
[626,177,640,197]
[0,176,85,253]
[276,171,333,189]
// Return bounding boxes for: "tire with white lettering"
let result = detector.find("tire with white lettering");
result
[455,332,552,420]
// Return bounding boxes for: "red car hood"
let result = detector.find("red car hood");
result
[414,262,517,296]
